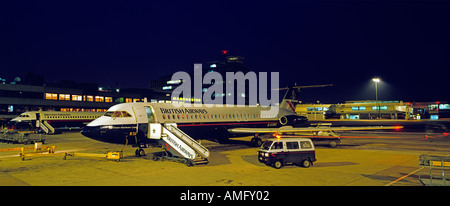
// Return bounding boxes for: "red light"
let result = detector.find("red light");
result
[221,50,228,55]
[394,126,402,130]
[436,101,440,104]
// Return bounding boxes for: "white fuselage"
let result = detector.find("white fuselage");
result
[81,102,304,145]
[10,111,104,130]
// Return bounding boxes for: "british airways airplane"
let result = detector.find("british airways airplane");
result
[81,85,400,160]
[81,86,305,149]
[10,111,103,134]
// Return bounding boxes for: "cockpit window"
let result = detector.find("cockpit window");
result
[122,111,132,117]
[104,111,114,117]
[19,115,30,117]
[103,111,132,118]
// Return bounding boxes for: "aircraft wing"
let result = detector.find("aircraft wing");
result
[228,125,403,134]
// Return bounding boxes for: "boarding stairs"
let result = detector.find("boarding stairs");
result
[148,123,209,166]
[39,120,55,134]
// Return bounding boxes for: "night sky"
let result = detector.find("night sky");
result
[1,0,449,103]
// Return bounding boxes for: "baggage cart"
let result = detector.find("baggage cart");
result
[418,154,450,186]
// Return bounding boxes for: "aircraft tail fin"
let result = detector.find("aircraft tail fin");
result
[278,84,333,112]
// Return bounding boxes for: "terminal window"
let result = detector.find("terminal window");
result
[72,95,82,101]
[439,104,450,110]
[84,95,94,102]
[352,106,366,111]
[45,93,58,100]
[372,106,388,110]
[59,94,70,101]
[95,96,104,102]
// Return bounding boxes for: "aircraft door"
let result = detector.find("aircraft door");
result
[148,123,162,139]
[35,113,40,128]
[132,106,148,124]
[144,106,155,123]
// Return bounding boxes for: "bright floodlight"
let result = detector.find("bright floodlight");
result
[372,78,381,83]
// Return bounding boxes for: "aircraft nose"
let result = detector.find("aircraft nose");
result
[81,126,101,139]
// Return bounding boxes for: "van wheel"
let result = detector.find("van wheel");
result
[301,159,311,168]
[274,160,283,169]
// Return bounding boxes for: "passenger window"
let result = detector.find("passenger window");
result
[300,141,312,149]
[286,142,299,150]
[271,142,284,150]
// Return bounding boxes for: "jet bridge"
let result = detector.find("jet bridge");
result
[148,123,209,166]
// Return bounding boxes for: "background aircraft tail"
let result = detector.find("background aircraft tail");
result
[279,84,333,112]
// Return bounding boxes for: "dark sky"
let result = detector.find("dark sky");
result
[1,0,449,103]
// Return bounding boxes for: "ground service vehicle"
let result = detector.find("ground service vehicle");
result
[258,138,316,169]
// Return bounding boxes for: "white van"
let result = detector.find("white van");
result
[258,138,316,169]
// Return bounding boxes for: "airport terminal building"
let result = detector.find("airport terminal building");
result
[296,100,450,120]
[0,77,168,128]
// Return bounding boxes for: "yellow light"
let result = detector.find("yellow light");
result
[372,78,381,83]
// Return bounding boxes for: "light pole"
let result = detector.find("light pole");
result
[372,78,381,119]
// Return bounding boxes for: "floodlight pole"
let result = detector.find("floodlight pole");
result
[372,78,380,119]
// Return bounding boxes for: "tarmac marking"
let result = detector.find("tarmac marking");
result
[385,167,423,186]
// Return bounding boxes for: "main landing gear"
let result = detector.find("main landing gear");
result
[251,137,263,147]
[135,148,146,157]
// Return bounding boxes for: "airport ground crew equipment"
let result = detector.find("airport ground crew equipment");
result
[148,123,209,166]
[63,151,124,162]
[18,144,56,161]
[258,138,316,169]
[0,130,46,144]
[418,154,450,186]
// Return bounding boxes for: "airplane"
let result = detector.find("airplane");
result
[81,85,402,159]
[10,111,104,134]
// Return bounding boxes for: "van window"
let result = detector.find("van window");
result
[300,141,312,149]
[286,142,299,150]
[261,141,273,150]
[272,142,284,150]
